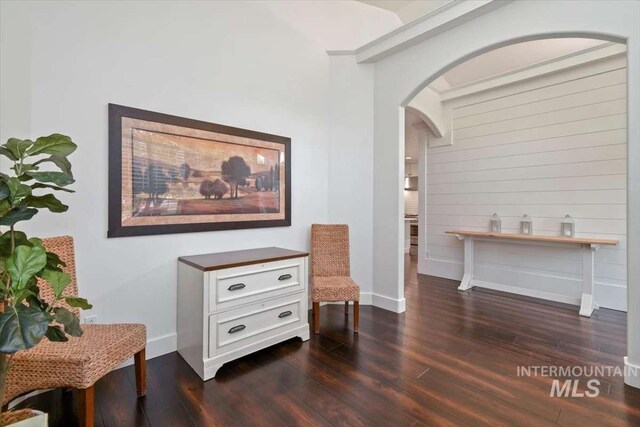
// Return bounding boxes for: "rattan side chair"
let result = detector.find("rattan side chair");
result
[310,224,360,334]
[3,236,147,427]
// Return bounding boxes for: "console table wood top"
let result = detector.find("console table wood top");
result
[445,230,618,246]
[179,247,309,271]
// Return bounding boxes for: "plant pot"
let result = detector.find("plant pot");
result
[1,410,47,427]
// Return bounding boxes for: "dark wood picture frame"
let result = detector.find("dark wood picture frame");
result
[108,104,291,238]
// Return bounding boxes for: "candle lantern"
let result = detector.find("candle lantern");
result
[561,214,575,238]
[489,213,501,233]
[520,214,533,235]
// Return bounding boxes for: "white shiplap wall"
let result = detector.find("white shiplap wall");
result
[425,53,627,311]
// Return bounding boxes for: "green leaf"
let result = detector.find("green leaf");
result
[53,307,83,337]
[4,138,33,160]
[26,171,75,187]
[33,156,73,178]
[5,244,47,289]
[28,237,42,246]
[22,194,68,213]
[13,287,36,305]
[0,147,18,161]
[0,305,51,353]
[0,230,30,258]
[65,296,92,310]
[0,207,38,226]
[12,163,39,177]
[42,269,72,298]
[0,200,10,216]
[27,134,76,157]
[0,181,9,200]
[45,325,68,342]
[30,182,75,193]
[31,182,76,193]
[45,251,66,272]
[6,177,32,203]
[26,293,49,312]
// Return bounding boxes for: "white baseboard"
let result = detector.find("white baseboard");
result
[372,293,406,313]
[318,292,373,306]
[473,280,581,306]
[624,357,640,389]
[117,332,177,369]
[319,292,404,312]
[425,258,626,311]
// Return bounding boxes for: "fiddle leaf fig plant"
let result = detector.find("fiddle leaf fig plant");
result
[0,134,91,410]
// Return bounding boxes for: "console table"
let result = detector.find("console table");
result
[444,230,618,317]
[177,247,310,380]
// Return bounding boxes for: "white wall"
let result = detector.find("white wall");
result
[424,53,627,310]
[328,54,375,303]
[0,0,399,359]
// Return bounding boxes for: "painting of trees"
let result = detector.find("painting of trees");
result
[221,156,251,199]
[200,179,228,200]
[143,162,169,202]
[211,179,228,199]
[180,163,191,181]
[111,104,290,237]
[132,161,145,195]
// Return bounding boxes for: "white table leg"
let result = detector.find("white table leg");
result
[579,244,598,317]
[459,235,475,291]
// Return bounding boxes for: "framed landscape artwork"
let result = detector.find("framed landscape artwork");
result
[108,104,291,237]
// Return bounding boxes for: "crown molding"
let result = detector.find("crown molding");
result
[355,0,510,63]
[325,1,510,62]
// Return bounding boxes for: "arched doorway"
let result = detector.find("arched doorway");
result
[367,0,639,387]
[403,38,628,312]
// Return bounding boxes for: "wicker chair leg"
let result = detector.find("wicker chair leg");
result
[344,301,349,315]
[78,384,95,427]
[134,348,147,397]
[354,301,359,333]
[313,302,320,334]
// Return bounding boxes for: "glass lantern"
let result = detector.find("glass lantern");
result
[520,214,533,235]
[561,214,575,238]
[489,213,501,233]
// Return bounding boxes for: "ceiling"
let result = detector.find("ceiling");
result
[440,38,607,88]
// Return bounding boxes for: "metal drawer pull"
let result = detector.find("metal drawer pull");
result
[228,325,246,334]
[278,274,292,281]
[227,283,246,291]
[278,310,293,318]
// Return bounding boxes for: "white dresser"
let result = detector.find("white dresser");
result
[177,247,310,380]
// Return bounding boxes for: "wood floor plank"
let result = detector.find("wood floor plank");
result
[13,255,640,426]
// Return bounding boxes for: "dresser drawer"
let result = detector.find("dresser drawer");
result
[209,296,304,357]
[210,259,304,311]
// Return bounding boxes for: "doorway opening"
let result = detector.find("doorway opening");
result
[401,38,628,316]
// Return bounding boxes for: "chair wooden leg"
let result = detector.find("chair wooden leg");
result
[354,301,359,333]
[78,384,94,427]
[345,301,349,315]
[134,348,147,397]
[313,302,320,334]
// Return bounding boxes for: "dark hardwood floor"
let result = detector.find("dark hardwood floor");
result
[16,255,640,426]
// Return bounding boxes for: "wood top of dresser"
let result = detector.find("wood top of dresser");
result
[178,247,309,271]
